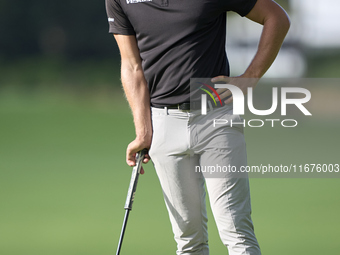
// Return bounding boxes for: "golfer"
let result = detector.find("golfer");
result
[106,0,290,254]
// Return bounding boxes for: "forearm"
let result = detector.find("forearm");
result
[113,34,152,166]
[244,0,290,78]
[211,1,290,103]
[121,65,152,144]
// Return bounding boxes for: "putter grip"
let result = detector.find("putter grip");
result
[124,149,146,210]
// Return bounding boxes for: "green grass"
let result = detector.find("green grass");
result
[0,90,339,255]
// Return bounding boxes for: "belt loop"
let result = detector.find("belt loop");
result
[164,106,168,115]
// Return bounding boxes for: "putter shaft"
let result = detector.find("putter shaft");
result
[116,210,130,255]
[115,149,146,255]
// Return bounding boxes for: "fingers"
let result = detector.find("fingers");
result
[210,76,232,102]
[211,75,230,83]
[219,89,232,102]
[137,155,149,175]
[143,153,151,164]
[126,142,138,166]
[126,140,147,166]
[126,140,150,176]
[224,95,233,105]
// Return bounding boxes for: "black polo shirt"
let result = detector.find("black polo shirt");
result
[106,0,257,106]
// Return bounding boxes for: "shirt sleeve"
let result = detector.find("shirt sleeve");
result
[105,0,135,35]
[226,0,258,17]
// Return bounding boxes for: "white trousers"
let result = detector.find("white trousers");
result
[149,105,261,255]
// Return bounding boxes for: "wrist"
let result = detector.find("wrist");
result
[242,69,262,79]
[136,131,152,145]
[237,74,260,89]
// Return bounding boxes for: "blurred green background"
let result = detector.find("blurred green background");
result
[1,1,340,255]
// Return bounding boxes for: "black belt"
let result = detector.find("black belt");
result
[152,101,222,111]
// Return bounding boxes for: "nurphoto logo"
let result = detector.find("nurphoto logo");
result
[196,81,312,128]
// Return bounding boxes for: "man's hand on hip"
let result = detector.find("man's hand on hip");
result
[211,75,259,105]
[211,0,290,105]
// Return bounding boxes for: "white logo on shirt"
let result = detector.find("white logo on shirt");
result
[108,18,114,22]
[126,0,152,4]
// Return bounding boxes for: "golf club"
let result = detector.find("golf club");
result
[116,149,147,255]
